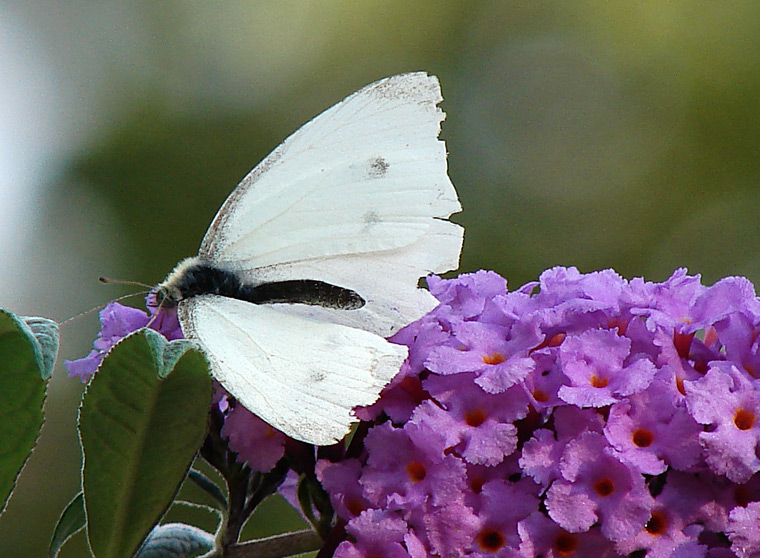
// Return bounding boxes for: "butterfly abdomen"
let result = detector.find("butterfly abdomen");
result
[241,280,365,310]
[157,258,364,310]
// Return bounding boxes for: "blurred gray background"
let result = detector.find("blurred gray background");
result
[3,2,760,556]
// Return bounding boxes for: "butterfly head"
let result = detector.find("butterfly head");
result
[153,256,201,308]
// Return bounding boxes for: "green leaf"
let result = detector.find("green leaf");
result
[134,523,214,558]
[148,337,202,379]
[186,468,227,512]
[49,492,86,558]
[296,477,318,532]
[79,328,213,558]
[0,308,52,515]
[21,315,60,380]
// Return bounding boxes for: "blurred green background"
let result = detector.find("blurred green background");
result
[3,1,760,556]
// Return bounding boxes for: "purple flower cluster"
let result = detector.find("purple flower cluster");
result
[318,268,760,558]
[66,268,760,557]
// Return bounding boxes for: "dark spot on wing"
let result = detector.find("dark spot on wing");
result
[368,156,389,178]
[362,210,381,231]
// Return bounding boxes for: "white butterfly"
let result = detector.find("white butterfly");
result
[156,72,463,445]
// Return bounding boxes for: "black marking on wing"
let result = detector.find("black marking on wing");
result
[368,156,389,178]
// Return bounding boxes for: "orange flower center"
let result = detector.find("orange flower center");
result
[735,408,755,430]
[645,510,668,535]
[465,409,487,427]
[476,528,505,552]
[554,531,579,555]
[482,352,506,365]
[593,478,615,497]
[632,428,654,447]
[590,375,609,388]
[406,461,427,482]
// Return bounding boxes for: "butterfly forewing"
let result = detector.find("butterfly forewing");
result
[197,72,462,336]
[199,73,459,267]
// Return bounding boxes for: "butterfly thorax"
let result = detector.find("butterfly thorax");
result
[155,256,365,310]
[154,257,211,307]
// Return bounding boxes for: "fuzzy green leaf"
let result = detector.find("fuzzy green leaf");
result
[134,523,214,558]
[0,308,52,515]
[79,328,212,558]
[21,315,60,380]
[48,492,86,557]
[186,468,227,512]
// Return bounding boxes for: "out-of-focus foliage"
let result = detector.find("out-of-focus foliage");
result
[68,2,760,289]
[5,2,760,556]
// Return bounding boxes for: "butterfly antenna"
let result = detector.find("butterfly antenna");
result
[144,287,173,329]
[59,290,151,327]
[98,276,153,289]
[144,302,165,329]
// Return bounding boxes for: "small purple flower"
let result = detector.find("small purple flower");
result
[221,403,286,473]
[634,268,707,332]
[518,512,619,557]
[714,310,760,379]
[334,509,414,558]
[520,351,567,411]
[726,501,760,558]
[426,320,536,393]
[692,276,758,330]
[519,428,565,489]
[418,499,481,557]
[65,302,182,381]
[558,329,656,407]
[685,364,760,482]
[427,269,508,322]
[407,373,529,466]
[614,497,704,557]
[604,378,702,474]
[545,432,654,542]
[464,478,539,555]
[317,458,371,521]
[359,422,467,510]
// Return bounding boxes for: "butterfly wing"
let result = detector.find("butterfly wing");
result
[198,72,463,336]
[179,295,408,445]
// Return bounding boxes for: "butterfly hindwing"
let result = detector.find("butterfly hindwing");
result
[179,295,407,444]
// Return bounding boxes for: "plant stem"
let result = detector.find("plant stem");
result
[225,530,322,558]
[220,465,251,551]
